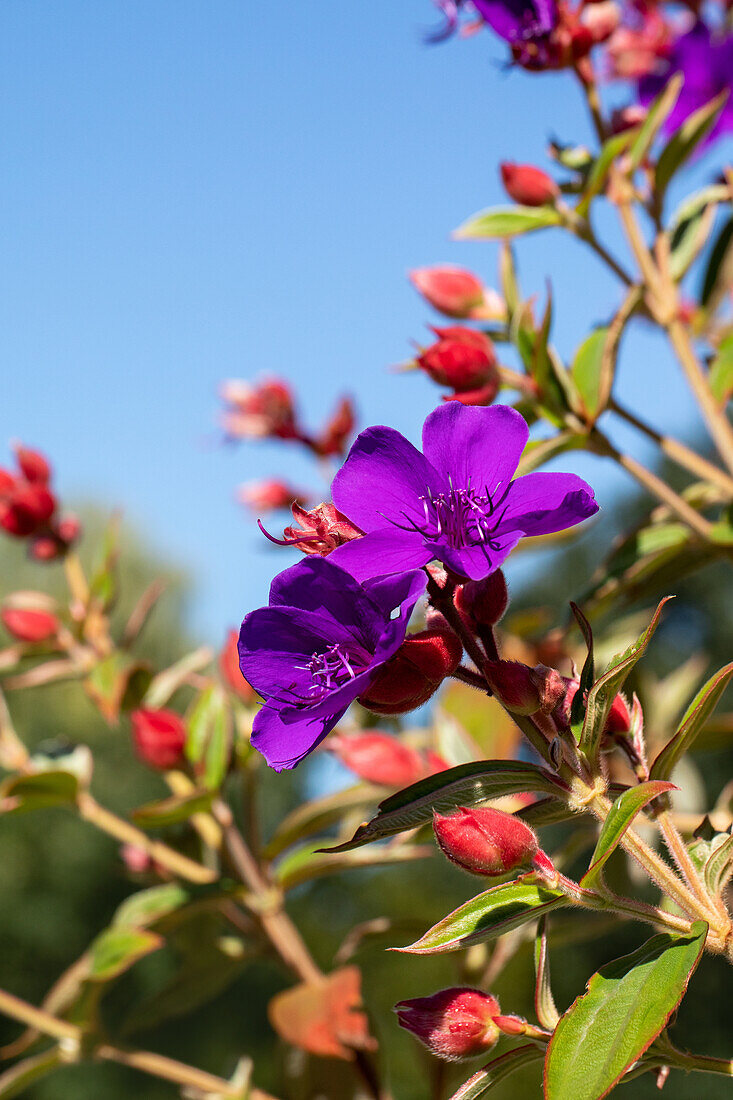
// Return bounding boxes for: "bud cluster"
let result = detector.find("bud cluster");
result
[0,444,81,562]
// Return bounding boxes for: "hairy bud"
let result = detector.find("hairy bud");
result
[358,628,463,715]
[500,163,559,206]
[433,806,544,877]
[485,660,565,715]
[409,266,496,320]
[1,607,60,643]
[329,731,446,787]
[131,709,187,771]
[396,988,500,1061]
[417,327,498,397]
[455,571,508,628]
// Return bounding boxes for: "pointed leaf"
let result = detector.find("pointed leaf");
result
[264,784,386,859]
[132,789,214,829]
[580,598,671,761]
[701,216,733,308]
[275,840,431,891]
[703,834,733,896]
[650,662,733,781]
[450,1045,544,1100]
[534,916,560,1029]
[397,879,567,955]
[544,922,707,1100]
[709,334,733,408]
[0,769,79,814]
[571,328,609,423]
[322,761,567,853]
[577,131,636,218]
[455,206,562,240]
[87,927,163,982]
[113,884,190,929]
[569,602,594,739]
[629,74,683,170]
[580,781,676,890]
[669,202,717,281]
[656,91,730,200]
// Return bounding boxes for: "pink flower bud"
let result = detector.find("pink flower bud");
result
[131,709,187,771]
[260,501,362,557]
[358,628,463,715]
[417,327,498,395]
[13,444,51,485]
[433,806,541,877]
[1,607,60,643]
[485,660,564,715]
[409,266,490,320]
[395,988,500,1061]
[56,515,82,545]
[455,571,508,628]
[329,731,447,787]
[237,479,304,513]
[219,629,258,704]
[500,163,559,207]
[28,535,64,562]
[219,377,298,440]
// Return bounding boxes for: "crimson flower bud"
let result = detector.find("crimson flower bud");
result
[237,479,304,513]
[409,266,491,321]
[56,515,82,545]
[417,326,498,393]
[500,163,559,207]
[219,629,258,704]
[395,988,500,1061]
[131,709,187,771]
[1,607,60,643]
[433,806,542,877]
[28,534,64,561]
[260,501,362,557]
[358,628,463,715]
[605,692,632,735]
[13,444,51,485]
[1,484,57,537]
[329,731,447,787]
[455,571,508,628]
[553,680,633,738]
[485,660,564,715]
[0,469,16,496]
[441,382,499,407]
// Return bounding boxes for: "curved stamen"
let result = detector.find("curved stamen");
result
[257,518,328,549]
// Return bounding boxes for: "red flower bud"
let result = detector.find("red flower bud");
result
[554,679,633,738]
[433,806,542,877]
[409,266,492,320]
[417,327,498,396]
[395,988,500,1061]
[13,444,51,485]
[28,534,64,561]
[237,479,304,513]
[219,629,258,704]
[441,382,499,406]
[1,607,60,643]
[131,709,187,771]
[358,628,463,715]
[500,163,559,207]
[56,515,82,545]
[455,571,508,628]
[329,731,447,787]
[219,377,298,441]
[485,660,565,715]
[0,469,15,497]
[314,396,356,458]
[605,692,632,735]
[261,501,362,557]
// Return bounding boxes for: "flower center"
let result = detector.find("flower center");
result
[306,643,359,695]
[390,484,511,554]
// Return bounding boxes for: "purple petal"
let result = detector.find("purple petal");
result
[251,703,350,772]
[435,531,523,581]
[422,403,529,497]
[501,471,598,536]
[330,528,433,583]
[368,569,429,661]
[268,556,383,644]
[472,0,556,42]
[331,425,442,533]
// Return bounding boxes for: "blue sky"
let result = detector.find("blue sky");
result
[1,1,728,642]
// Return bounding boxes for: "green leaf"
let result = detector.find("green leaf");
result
[701,216,733,308]
[185,684,231,790]
[577,131,636,218]
[534,916,560,1029]
[455,206,562,240]
[0,769,79,813]
[580,598,671,761]
[669,202,717,281]
[113,884,190,928]
[132,789,214,829]
[543,922,707,1100]
[703,834,733,897]
[144,647,214,710]
[84,652,152,724]
[274,839,430,891]
[628,74,683,170]
[397,879,567,955]
[450,1046,544,1100]
[322,761,567,853]
[709,334,733,408]
[656,91,730,200]
[669,184,731,230]
[87,927,163,982]
[571,328,609,423]
[580,781,676,890]
[264,784,386,859]
[650,661,733,781]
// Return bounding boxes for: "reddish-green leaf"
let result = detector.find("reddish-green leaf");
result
[580,781,676,889]
[450,1045,544,1099]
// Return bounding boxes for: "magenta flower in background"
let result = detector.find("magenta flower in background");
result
[238,557,426,771]
[330,403,597,582]
[638,21,733,145]
[429,0,557,52]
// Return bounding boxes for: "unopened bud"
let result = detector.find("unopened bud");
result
[28,534,64,561]
[0,469,16,496]
[13,444,51,485]
[131,709,187,771]
[395,988,500,1061]
[433,806,543,877]
[455,571,508,628]
[500,163,559,207]
[56,515,82,545]
[417,327,498,396]
[237,479,304,513]
[329,731,447,787]
[554,679,633,738]
[358,629,462,715]
[605,692,632,735]
[219,629,258,704]
[485,660,564,715]
[409,266,493,321]
[314,396,356,458]
[1,607,60,643]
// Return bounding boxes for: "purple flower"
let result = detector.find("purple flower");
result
[238,557,426,771]
[330,403,598,583]
[429,0,557,50]
[639,21,733,146]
